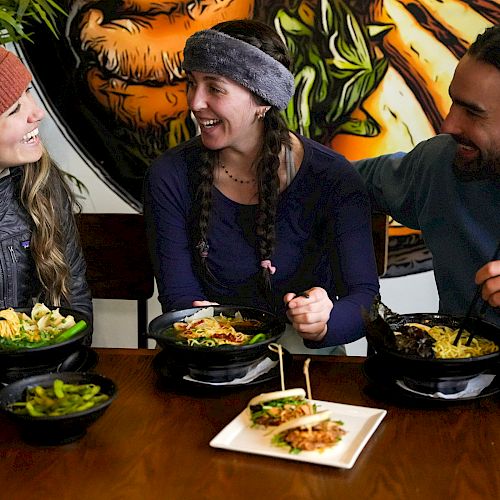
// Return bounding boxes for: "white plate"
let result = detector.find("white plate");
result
[210,400,387,469]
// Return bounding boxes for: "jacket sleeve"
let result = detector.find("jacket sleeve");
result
[60,195,93,321]
[353,135,458,230]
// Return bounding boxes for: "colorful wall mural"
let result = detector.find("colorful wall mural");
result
[21,0,499,277]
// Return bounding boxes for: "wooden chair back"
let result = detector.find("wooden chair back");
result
[75,213,155,348]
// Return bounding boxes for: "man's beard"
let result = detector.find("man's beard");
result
[452,139,500,181]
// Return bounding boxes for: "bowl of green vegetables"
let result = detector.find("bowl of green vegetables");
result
[0,372,117,444]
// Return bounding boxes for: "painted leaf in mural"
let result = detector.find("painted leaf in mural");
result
[0,0,66,43]
[277,0,390,144]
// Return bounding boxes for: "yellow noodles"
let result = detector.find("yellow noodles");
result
[173,316,251,346]
[0,304,76,344]
[426,326,499,359]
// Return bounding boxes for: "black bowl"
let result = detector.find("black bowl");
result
[0,372,117,444]
[366,313,500,394]
[0,307,92,383]
[148,306,286,383]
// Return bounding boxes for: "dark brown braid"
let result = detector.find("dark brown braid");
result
[193,148,216,280]
[255,108,290,291]
[192,19,292,294]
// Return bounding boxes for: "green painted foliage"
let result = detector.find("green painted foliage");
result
[275,0,392,142]
[0,0,66,45]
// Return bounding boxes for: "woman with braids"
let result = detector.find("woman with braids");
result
[0,47,92,326]
[145,19,379,353]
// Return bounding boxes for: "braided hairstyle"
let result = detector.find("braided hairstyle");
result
[191,19,292,294]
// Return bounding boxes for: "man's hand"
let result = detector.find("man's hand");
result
[476,260,500,308]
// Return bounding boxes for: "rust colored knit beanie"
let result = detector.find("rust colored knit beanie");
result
[0,47,32,114]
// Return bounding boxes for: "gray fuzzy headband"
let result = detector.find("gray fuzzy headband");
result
[183,29,295,110]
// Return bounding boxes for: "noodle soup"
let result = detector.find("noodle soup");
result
[365,312,500,395]
[395,323,499,359]
[165,315,268,347]
[0,306,92,384]
[0,304,88,351]
[148,306,286,382]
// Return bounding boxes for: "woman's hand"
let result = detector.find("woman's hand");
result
[192,300,219,307]
[283,287,333,342]
[476,260,500,308]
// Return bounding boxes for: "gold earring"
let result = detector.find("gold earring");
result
[257,110,266,120]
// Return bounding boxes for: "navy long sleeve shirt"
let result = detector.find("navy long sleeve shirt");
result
[145,135,379,346]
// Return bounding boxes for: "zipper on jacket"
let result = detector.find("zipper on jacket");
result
[8,245,18,263]
[0,251,5,308]
[8,244,18,305]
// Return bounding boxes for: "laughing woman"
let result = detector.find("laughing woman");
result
[145,20,379,353]
[0,47,92,323]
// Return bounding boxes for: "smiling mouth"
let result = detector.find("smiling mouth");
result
[457,142,477,152]
[21,128,39,144]
[198,119,221,129]
[456,142,481,163]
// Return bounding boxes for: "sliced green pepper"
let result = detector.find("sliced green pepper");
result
[248,333,267,345]
[53,379,65,399]
[25,401,45,417]
[9,380,109,417]
[82,384,100,401]
[54,320,87,343]
[75,401,95,412]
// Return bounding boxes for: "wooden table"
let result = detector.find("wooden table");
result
[0,349,498,500]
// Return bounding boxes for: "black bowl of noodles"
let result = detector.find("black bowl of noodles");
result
[365,312,500,395]
[0,306,92,384]
[148,305,286,383]
[0,371,116,444]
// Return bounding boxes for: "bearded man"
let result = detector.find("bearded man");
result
[355,25,500,326]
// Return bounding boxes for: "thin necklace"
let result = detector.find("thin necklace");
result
[221,163,256,184]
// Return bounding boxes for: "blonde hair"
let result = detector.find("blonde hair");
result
[20,147,78,305]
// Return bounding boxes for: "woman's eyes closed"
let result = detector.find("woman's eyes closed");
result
[8,104,21,116]
[6,89,32,116]
[209,86,224,95]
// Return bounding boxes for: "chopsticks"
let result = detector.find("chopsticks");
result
[453,286,482,346]
[453,241,500,346]
[464,301,489,346]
